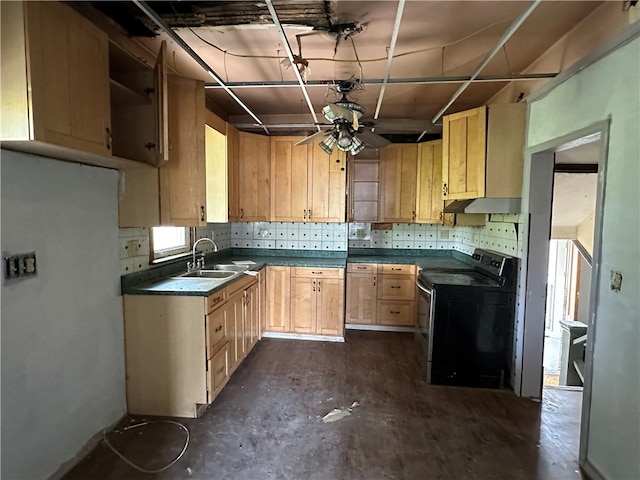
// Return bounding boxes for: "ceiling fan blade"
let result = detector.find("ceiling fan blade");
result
[357,129,391,148]
[323,103,356,122]
[295,130,329,146]
[362,118,438,132]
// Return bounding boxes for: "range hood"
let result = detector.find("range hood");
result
[443,198,521,214]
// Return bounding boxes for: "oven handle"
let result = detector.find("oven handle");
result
[416,279,433,296]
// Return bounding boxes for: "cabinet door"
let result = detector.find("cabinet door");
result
[416,140,444,224]
[244,283,259,352]
[239,132,270,221]
[159,76,206,226]
[290,276,316,334]
[228,290,245,369]
[227,124,241,222]
[23,1,111,156]
[270,136,309,222]
[345,273,377,325]
[442,106,487,200]
[317,277,345,336]
[266,266,291,332]
[258,268,267,338]
[379,144,418,222]
[308,143,346,222]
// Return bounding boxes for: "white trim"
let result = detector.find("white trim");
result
[262,332,345,343]
[345,324,415,333]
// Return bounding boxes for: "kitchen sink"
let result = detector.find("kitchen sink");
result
[177,270,239,279]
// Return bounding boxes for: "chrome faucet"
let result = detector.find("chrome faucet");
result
[187,237,218,272]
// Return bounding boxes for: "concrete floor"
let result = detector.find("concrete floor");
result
[64,331,584,479]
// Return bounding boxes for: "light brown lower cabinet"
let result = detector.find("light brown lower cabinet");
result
[123,272,261,418]
[266,266,345,338]
[346,263,416,328]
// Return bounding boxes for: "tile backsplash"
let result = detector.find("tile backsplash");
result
[230,222,348,251]
[119,215,524,276]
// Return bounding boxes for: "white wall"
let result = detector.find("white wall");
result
[526,36,640,479]
[1,151,126,479]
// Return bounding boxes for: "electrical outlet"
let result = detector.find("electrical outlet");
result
[4,252,37,279]
[126,240,139,257]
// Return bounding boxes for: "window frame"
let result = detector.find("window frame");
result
[149,226,194,262]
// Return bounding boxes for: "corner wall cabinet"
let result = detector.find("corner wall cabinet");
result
[442,103,526,201]
[123,272,261,418]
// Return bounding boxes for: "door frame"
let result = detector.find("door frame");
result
[514,119,610,467]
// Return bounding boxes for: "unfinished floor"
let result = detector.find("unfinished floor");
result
[64,331,584,479]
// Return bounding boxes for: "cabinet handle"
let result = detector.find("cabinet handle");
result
[317,280,321,292]
[312,280,316,292]
[308,209,312,220]
[217,366,225,375]
[240,208,244,219]
[356,266,367,270]
[200,205,205,222]
[390,311,400,314]
[439,211,443,221]
[105,127,112,150]
[215,325,223,333]
[391,267,402,271]
[442,183,448,196]
[412,210,416,221]
[311,271,323,275]
[390,286,401,289]
[373,276,377,287]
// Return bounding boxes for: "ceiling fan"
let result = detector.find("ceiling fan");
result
[295,79,437,156]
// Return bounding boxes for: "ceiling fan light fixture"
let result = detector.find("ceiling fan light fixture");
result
[336,127,353,150]
[349,136,365,155]
[319,135,337,155]
[322,105,337,122]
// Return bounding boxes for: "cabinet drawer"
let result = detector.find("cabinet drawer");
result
[378,264,416,275]
[377,300,415,326]
[292,267,343,279]
[208,343,229,393]
[378,276,415,300]
[207,290,227,313]
[207,310,226,354]
[347,263,376,273]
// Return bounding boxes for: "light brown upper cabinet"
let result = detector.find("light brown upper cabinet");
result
[235,132,270,222]
[379,144,419,223]
[158,76,206,226]
[270,137,346,223]
[109,40,168,167]
[442,104,526,201]
[205,111,228,223]
[415,140,445,224]
[1,1,111,157]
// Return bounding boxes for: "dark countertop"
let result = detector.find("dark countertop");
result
[121,248,472,297]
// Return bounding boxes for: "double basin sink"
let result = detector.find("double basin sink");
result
[173,264,248,280]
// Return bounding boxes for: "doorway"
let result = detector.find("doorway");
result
[543,166,598,387]
[517,122,608,469]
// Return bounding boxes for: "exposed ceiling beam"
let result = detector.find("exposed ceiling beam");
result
[203,74,557,89]
[265,0,321,133]
[373,0,406,120]
[427,0,542,130]
[131,0,269,134]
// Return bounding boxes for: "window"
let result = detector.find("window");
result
[151,227,192,260]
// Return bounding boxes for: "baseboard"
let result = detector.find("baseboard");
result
[581,458,605,480]
[346,323,416,333]
[48,413,127,480]
[262,332,345,342]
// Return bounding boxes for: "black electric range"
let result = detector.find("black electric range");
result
[415,249,517,389]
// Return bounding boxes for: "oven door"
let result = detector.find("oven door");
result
[415,278,435,382]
